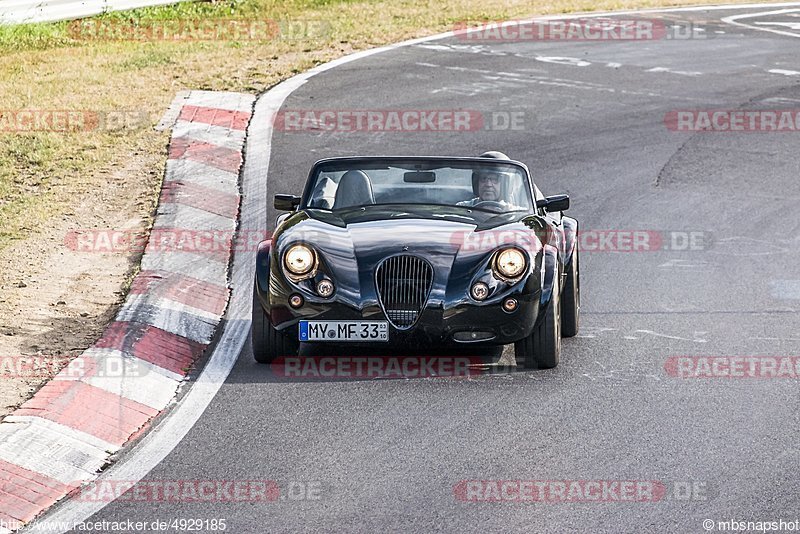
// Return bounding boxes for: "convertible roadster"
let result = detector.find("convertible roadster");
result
[252,154,579,369]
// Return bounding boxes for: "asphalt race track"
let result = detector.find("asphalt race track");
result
[37,4,800,533]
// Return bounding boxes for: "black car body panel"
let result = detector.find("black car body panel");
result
[255,156,577,350]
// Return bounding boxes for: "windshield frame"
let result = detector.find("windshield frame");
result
[300,156,535,212]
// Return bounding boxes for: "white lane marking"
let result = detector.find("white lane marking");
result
[416,43,504,55]
[418,61,665,98]
[534,56,591,67]
[418,43,592,69]
[430,79,526,96]
[658,258,715,269]
[762,96,800,102]
[770,280,800,299]
[646,67,702,76]
[634,329,708,343]
[416,43,595,68]
[575,327,618,338]
[584,328,709,342]
[755,20,800,28]
[421,56,706,95]
[722,8,800,38]
[707,236,790,256]
[29,1,800,530]
[769,68,800,75]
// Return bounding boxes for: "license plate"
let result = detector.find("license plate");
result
[299,321,389,342]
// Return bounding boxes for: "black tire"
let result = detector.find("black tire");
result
[515,277,561,369]
[252,281,299,364]
[561,247,580,338]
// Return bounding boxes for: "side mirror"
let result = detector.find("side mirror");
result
[274,194,301,211]
[537,194,569,213]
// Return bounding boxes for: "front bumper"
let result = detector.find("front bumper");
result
[257,289,541,348]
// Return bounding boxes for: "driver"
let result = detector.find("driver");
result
[457,151,514,208]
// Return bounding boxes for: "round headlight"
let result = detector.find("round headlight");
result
[284,244,316,275]
[495,248,527,279]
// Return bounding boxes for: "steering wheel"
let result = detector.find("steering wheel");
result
[471,200,506,212]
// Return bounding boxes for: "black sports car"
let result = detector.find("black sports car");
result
[252,155,579,369]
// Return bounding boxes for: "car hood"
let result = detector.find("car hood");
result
[273,206,545,305]
[281,205,537,255]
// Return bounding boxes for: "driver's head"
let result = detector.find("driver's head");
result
[472,151,511,201]
[476,170,503,200]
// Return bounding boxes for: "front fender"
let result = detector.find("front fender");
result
[562,216,578,266]
[255,239,272,307]
[540,244,559,307]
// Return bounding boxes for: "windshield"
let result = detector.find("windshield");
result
[304,159,534,213]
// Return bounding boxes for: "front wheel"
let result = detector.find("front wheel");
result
[515,277,561,369]
[561,248,580,338]
[252,281,299,364]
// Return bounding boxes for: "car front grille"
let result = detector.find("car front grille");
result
[375,255,433,330]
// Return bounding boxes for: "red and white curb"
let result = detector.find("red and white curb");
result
[0,91,254,530]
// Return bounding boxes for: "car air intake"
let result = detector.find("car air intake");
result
[376,255,433,330]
